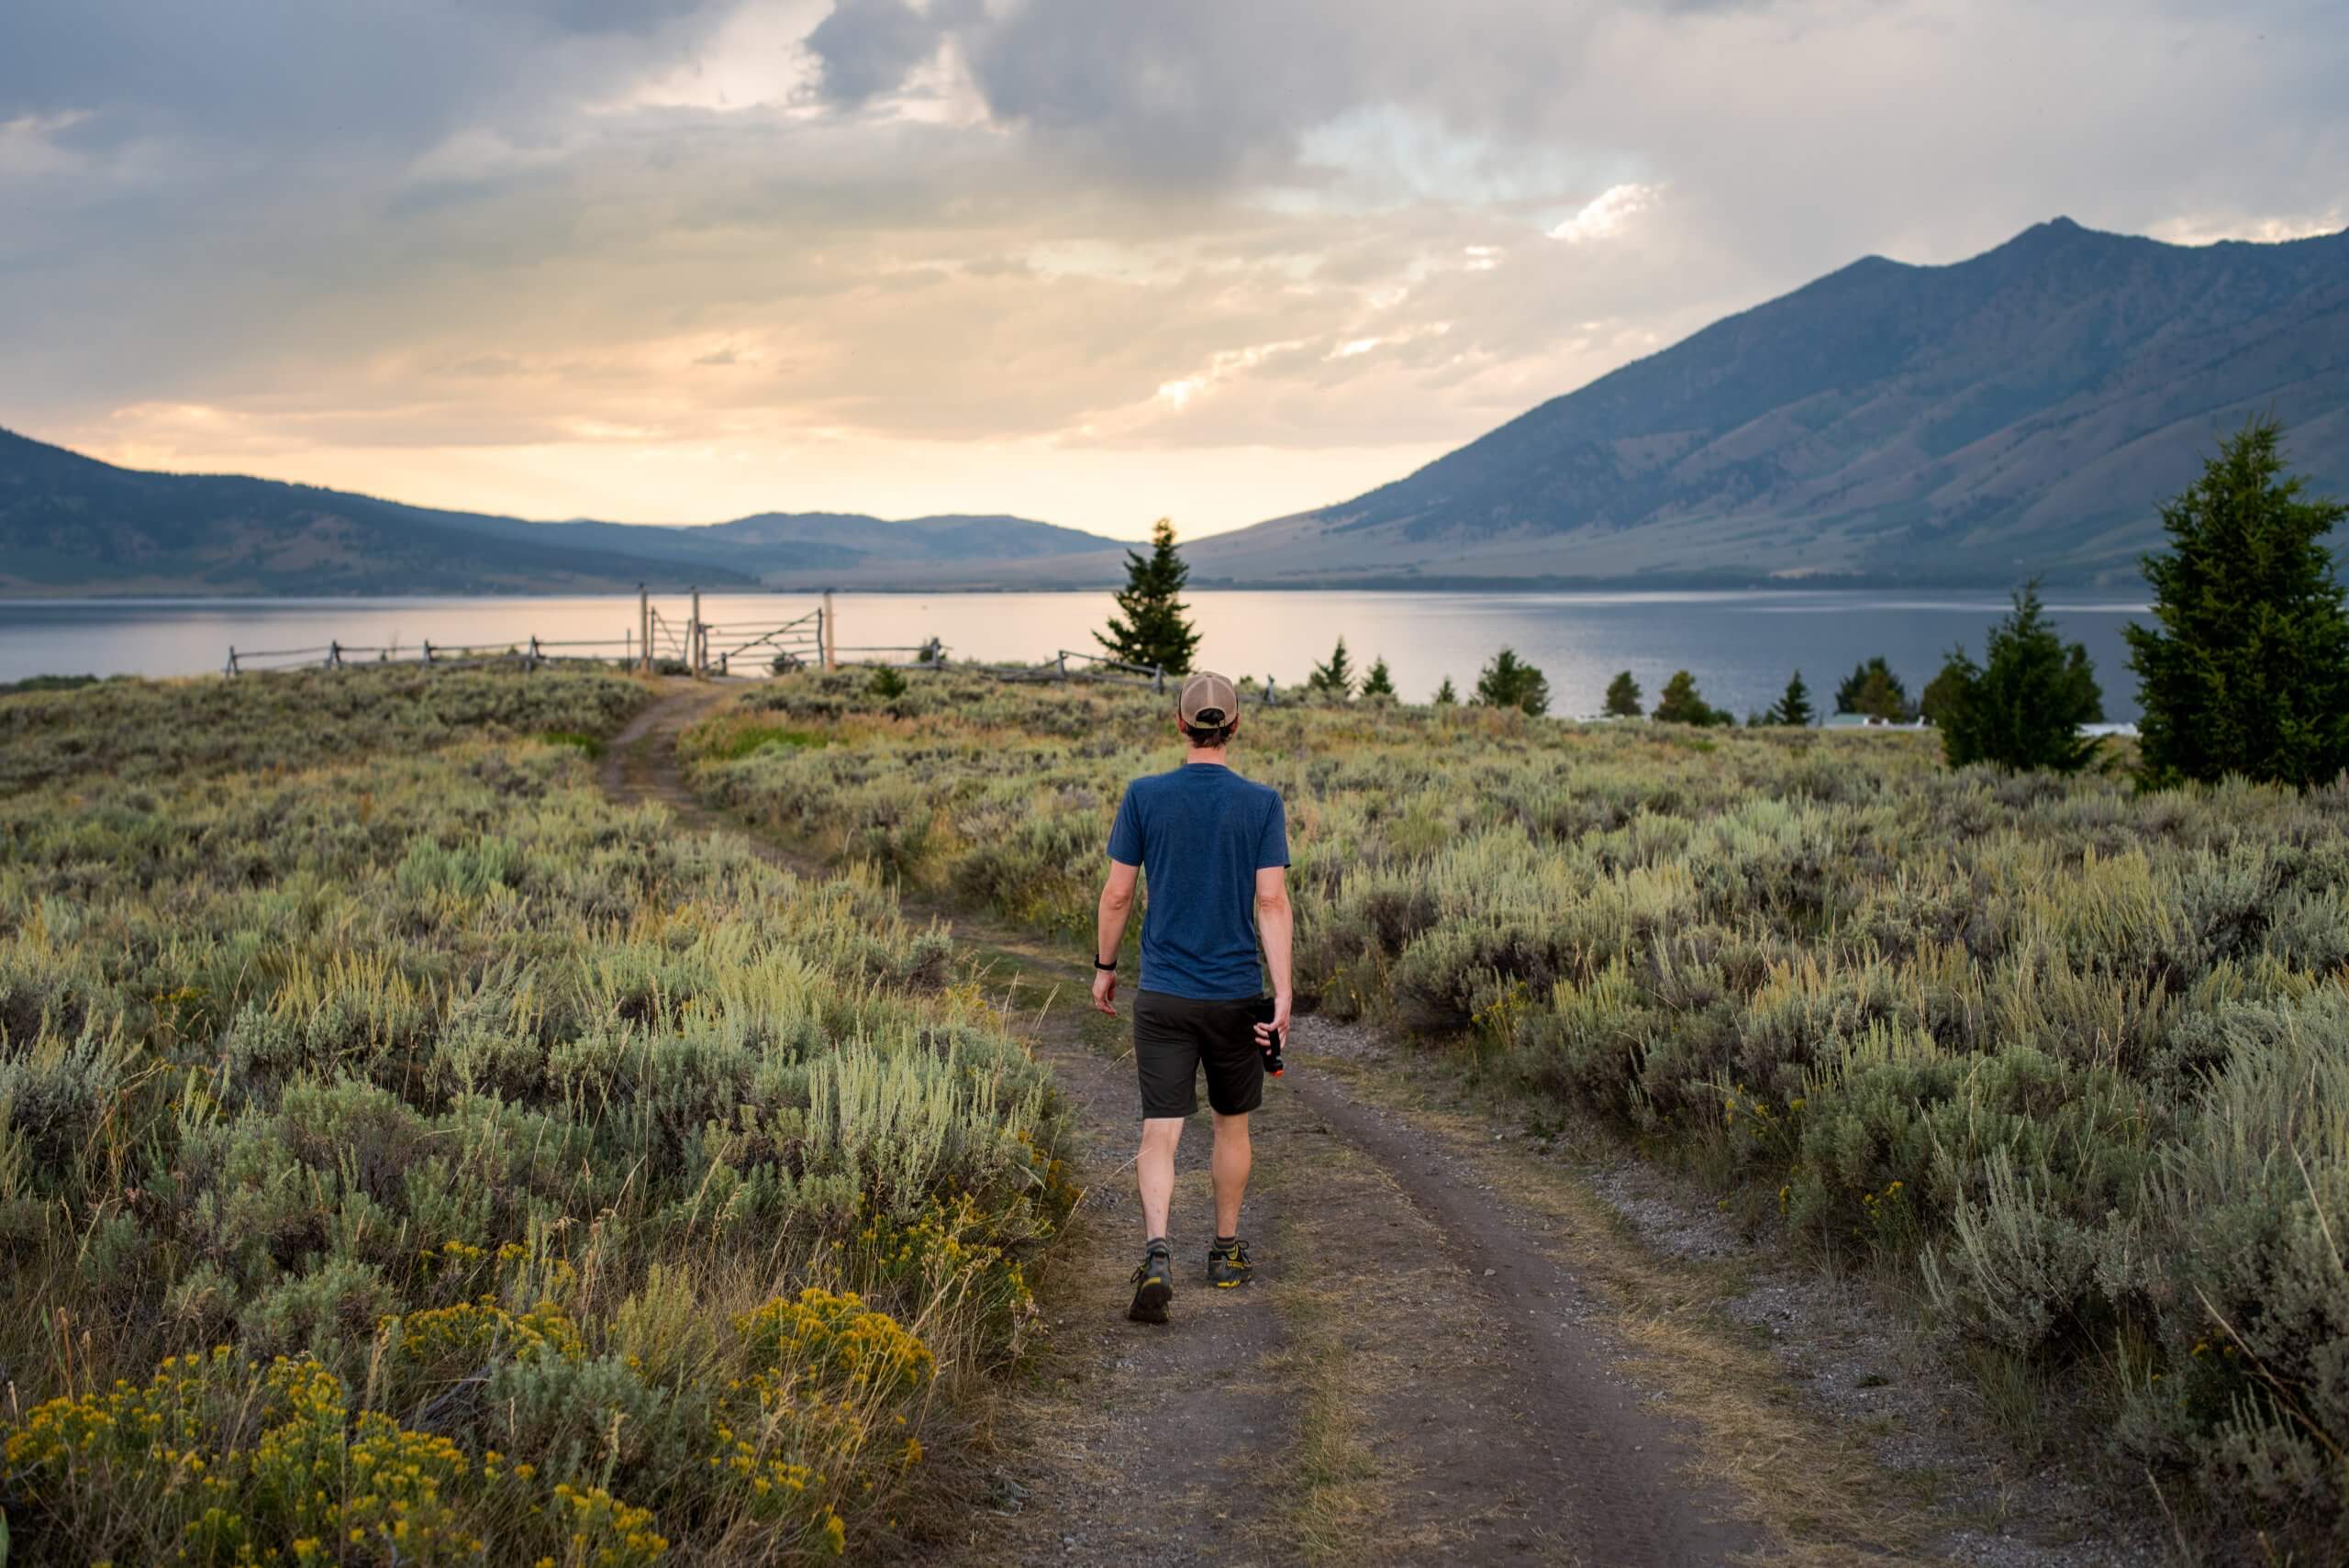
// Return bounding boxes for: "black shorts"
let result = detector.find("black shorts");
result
[1134,989,1267,1119]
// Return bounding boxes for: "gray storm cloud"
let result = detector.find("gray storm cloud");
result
[805,0,954,105]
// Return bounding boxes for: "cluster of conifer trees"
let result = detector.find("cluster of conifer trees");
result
[1097,419,2349,785]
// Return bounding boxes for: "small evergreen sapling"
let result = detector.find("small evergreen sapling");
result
[1603,670,1642,718]
[1308,637,1357,700]
[1095,518,1202,675]
[1432,676,1459,706]
[1359,656,1397,702]
[1934,584,2104,773]
[1652,670,1731,727]
[1835,656,1915,721]
[1764,671,1814,727]
[1474,648,1551,716]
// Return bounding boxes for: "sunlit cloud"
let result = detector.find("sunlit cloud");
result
[0,109,94,176]
[2148,207,2348,247]
[1548,183,1661,245]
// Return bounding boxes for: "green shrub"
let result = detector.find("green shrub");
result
[1935,584,2105,773]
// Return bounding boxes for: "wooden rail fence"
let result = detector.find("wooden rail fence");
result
[228,588,835,679]
[222,593,1286,701]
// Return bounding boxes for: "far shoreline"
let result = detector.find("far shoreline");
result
[0,581,2155,607]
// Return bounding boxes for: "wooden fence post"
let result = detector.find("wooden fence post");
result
[226,647,239,677]
[328,640,340,670]
[821,591,837,671]
[639,585,651,674]
[422,640,434,665]
[1056,651,1068,682]
[689,587,704,678]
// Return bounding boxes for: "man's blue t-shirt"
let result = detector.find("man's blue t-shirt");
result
[1107,763,1290,1001]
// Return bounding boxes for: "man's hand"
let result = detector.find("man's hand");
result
[1255,992,1291,1048]
[1097,861,1138,1018]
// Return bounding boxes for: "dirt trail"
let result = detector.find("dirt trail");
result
[596,685,1929,1568]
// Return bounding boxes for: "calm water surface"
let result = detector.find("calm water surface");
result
[0,590,2154,720]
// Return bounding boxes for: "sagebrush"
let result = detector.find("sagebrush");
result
[0,668,1074,1564]
[691,670,2349,1554]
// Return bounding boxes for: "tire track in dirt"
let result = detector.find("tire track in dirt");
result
[596,686,1804,1568]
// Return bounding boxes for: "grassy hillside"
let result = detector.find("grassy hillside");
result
[0,669,1072,1563]
[688,671,2349,1552]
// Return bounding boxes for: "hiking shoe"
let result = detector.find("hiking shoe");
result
[1208,1238,1253,1289]
[1128,1242,1174,1323]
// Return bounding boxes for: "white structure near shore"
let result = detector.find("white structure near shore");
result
[1822,714,1929,730]
[1820,713,2140,738]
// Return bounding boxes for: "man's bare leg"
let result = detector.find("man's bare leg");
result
[1138,1117,1184,1241]
[1130,1117,1185,1323]
[1210,1111,1252,1237]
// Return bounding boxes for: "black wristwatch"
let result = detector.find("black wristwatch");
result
[1094,957,1118,971]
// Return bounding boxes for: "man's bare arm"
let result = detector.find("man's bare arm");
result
[1254,865,1292,1042]
[1093,860,1141,1015]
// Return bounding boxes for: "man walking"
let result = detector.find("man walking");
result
[1092,671,1292,1324]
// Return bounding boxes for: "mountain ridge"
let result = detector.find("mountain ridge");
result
[6,217,2345,595]
[1159,216,2349,589]
[0,427,1122,595]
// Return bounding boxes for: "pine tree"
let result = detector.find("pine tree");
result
[1308,637,1356,700]
[1652,670,1731,726]
[1603,670,1642,717]
[1474,648,1551,716]
[1359,656,1397,702]
[1919,653,1970,729]
[1764,670,1814,727]
[1432,676,1459,706]
[1095,518,1201,675]
[1936,584,2105,773]
[2126,418,2349,788]
[1835,656,1914,721]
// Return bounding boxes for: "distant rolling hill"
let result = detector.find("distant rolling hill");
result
[0,428,1123,596]
[0,428,763,596]
[453,508,1124,585]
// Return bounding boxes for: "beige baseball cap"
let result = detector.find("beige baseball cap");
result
[1178,671,1240,727]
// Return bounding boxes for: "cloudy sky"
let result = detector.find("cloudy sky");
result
[3,0,2343,537]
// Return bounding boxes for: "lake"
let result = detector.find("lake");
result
[0,589,2155,720]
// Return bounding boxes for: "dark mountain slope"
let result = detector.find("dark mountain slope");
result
[1178,218,2349,588]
